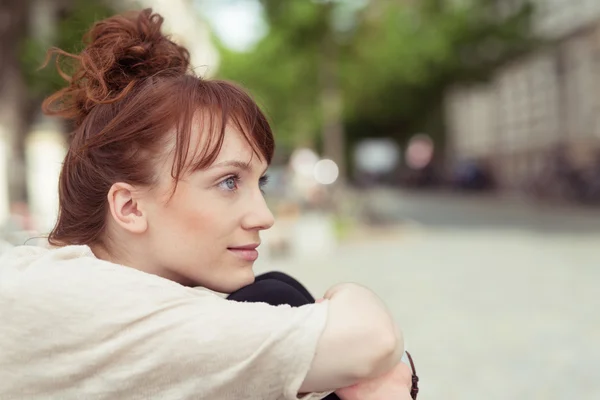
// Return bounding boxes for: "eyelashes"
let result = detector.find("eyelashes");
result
[258,174,269,189]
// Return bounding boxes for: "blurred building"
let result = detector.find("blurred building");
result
[444,0,600,191]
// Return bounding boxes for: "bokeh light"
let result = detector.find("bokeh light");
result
[313,159,339,185]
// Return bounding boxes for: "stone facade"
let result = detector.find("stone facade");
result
[445,0,600,189]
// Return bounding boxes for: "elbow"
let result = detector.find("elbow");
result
[372,325,404,377]
[353,324,404,380]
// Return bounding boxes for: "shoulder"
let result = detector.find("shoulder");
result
[1,243,330,340]
[0,245,331,399]
[0,244,215,313]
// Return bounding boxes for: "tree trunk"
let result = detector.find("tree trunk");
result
[0,0,31,206]
[319,8,346,187]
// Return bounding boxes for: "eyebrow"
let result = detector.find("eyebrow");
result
[209,160,252,171]
[209,160,269,175]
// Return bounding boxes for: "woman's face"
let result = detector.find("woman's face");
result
[142,125,274,293]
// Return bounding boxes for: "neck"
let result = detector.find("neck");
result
[90,240,196,287]
[90,240,132,267]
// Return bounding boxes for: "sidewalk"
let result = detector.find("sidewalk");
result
[352,187,600,233]
[256,223,600,400]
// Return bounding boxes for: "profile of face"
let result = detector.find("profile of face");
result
[107,123,274,293]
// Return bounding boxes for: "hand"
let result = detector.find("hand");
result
[335,362,412,400]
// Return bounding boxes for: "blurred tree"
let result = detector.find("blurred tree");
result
[1,0,115,204]
[217,0,350,183]
[217,0,539,179]
[21,0,116,103]
[344,0,538,152]
[0,0,31,205]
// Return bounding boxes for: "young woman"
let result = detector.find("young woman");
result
[0,9,417,399]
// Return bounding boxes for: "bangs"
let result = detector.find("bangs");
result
[168,77,275,180]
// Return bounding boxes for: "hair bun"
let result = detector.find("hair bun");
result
[88,8,190,80]
[42,8,191,122]
[85,8,191,91]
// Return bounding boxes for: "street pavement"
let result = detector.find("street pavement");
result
[256,190,600,400]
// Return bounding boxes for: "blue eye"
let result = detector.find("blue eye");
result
[219,176,239,191]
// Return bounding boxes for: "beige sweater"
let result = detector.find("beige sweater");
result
[0,245,331,399]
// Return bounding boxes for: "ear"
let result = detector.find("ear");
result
[107,182,148,234]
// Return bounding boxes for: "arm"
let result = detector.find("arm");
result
[335,361,413,400]
[32,258,402,399]
[299,283,404,393]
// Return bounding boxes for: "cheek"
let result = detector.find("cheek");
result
[181,208,217,236]
[162,187,235,239]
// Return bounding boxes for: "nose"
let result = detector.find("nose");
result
[241,191,275,231]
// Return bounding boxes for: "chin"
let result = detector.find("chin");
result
[210,268,256,294]
[230,268,256,292]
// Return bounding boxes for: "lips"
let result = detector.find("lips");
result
[228,243,260,262]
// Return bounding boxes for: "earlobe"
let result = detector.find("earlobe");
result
[107,182,148,234]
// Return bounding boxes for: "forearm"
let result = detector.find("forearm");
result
[335,361,413,400]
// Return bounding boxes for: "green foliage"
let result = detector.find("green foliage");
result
[343,0,539,143]
[217,0,539,155]
[217,0,331,150]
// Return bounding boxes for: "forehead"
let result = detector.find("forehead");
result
[157,109,271,183]
[213,127,256,161]
[190,121,267,172]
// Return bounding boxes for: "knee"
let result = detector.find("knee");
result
[229,279,311,307]
[258,271,295,282]
[256,279,311,307]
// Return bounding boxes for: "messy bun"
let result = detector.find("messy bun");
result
[42,8,190,126]
[45,9,274,247]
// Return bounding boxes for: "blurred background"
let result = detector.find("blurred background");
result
[1,0,600,398]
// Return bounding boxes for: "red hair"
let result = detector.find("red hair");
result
[42,9,274,247]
